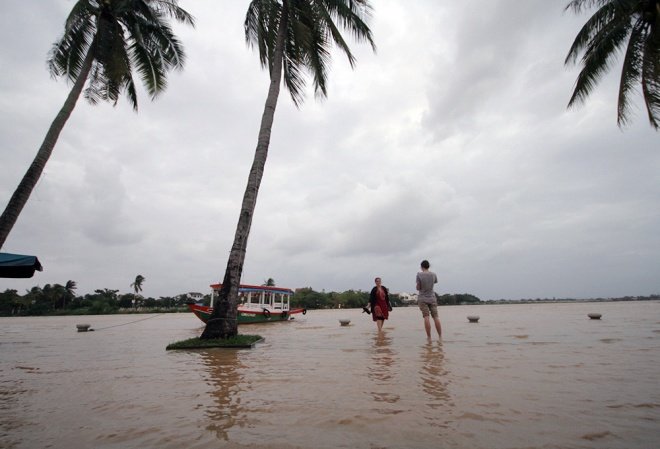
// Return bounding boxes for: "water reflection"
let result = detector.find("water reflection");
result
[198,349,247,441]
[419,341,451,411]
[367,332,400,405]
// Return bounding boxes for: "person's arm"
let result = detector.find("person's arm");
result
[416,273,421,291]
[368,287,376,307]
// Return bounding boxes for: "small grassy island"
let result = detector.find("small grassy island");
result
[166,334,263,350]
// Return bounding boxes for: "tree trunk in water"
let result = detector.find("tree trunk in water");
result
[0,49,95,250]
[201,1,289,340]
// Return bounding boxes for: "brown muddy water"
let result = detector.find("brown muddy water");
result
[1,301,659,449]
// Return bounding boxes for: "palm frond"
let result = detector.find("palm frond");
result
[286,1,329,101]
[153,0,196,27]
[641,21,660,128]
[565,0,617,15]
[245,0,374,105]
[323,0,376,52]
[566,0,660,129]
[617,17,646,126]
[316,6,355,68]
[246,0,282,73]
[84,62,106,105]
[130,39,167,99]
[48,4,96,82]
[565,0,628,65]
[567,6,632,107]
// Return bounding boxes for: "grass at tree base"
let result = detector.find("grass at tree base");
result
[166,334,263,350]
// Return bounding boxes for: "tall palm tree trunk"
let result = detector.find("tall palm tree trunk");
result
[0,48,95,250]
[201,1,290,340]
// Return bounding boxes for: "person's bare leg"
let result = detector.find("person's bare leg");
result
[377,319,384,332]
[424,316,431,339]
[434,317,442,337]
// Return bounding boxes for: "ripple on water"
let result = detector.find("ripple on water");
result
[580,430,615,441]
[599,338,623,343]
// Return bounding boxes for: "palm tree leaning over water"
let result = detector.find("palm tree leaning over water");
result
[0,0,195,250]
[565,0,660,129]
[200,0,376,339]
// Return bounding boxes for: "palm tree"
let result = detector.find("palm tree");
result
[130,274,145,309]
[201,0,375,339]
[565,0,660,129]
[63,280,77,308]
[131,274,145,295]
[0,0,195,249]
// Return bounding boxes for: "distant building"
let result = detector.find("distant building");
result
[187,292,204,303]
[398,292,418,305]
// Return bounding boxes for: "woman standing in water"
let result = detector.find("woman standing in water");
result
[368,277,392,332]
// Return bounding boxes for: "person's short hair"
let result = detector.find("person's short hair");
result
[421,260,430,269]
[374,277,381,283]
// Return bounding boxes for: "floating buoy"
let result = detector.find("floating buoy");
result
[467,316,480,323]
[339,319,351,326]
[76,324,92,332]
[588,313,602,320]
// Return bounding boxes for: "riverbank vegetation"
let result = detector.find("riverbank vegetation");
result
[4,282,654,318]
[0,283,483,317]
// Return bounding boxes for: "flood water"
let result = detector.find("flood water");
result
[1,301,659,449]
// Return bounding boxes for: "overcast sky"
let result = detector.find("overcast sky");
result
[1,1,658,300]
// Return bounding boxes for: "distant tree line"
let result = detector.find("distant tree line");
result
[289,288,481,309]
[0,283,201,316]
[437,293,481,305]
[1,283,483,316]
[6,283,655,316]
[487,294,660,304]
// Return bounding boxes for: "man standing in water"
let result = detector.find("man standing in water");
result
[416,260,442,339]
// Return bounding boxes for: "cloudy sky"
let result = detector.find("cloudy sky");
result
[1,1,658,301]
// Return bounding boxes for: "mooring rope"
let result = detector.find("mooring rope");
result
[92,313,164,331]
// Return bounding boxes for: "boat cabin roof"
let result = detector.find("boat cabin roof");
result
[210,283,293,295]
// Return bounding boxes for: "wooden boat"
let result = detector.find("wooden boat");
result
[187,283,306,324]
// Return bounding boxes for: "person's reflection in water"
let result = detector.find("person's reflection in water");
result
[198,349,247,441]
[419,341,453,427]
[367,332,400,405]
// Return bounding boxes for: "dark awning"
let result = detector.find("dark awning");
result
[0,252,43,278]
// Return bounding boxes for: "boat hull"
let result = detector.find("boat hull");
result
[188,303,306,324]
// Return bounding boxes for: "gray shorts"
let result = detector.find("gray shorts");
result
[418,301,438,318]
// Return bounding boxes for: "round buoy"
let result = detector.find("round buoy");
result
[588,313,602,320]
[76,324,91,332]
[339,319,351,326]
[467,315,480,323]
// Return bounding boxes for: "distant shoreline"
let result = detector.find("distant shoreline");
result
[2,297,657,318]
[482,296,659,305]
[395,296,660,307]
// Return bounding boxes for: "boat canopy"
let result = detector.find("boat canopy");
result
[0,252,43,278]
[210,283,294,295]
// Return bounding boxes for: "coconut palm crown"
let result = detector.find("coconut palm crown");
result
[565,0,660,129]
[245,0,376,106]
[131,274,145,295]
[0,0,194,250]
[50,0,194,109]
